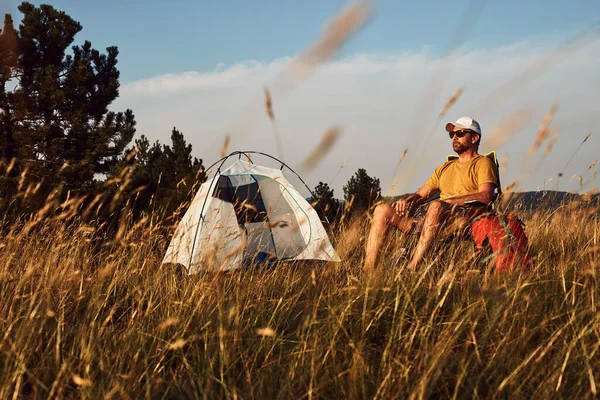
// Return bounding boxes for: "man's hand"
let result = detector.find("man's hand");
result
[392,186,436,217]
[392,198,409,216]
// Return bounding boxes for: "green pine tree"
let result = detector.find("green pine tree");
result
[112,128,206,222]
[343,168,381,215]
[308,181,340,225]
[0,3,135,215]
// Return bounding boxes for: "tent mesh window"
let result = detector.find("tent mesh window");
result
[212,175,268,225]
[211,174,307,260]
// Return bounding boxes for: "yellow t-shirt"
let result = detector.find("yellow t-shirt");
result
[425,155,499,200]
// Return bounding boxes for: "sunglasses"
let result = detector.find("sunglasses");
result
[448,129,473,139]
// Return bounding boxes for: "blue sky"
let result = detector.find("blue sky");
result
[5,0,599,82]
[3,1,600,195]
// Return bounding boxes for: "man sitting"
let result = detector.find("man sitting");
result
[364,116,499,271]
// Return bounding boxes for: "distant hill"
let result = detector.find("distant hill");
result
[500,191,600,211]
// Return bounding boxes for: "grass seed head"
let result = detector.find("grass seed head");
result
[257,327,276,337]
[288,1,371,81]
[221,135,231,158]
[300,126,341,172]
[529,103,558,155]
[264,88,275,120]
[73,375,92,387]
[5,157,16,176]
[168,339,188,350]
[545,133,560,155]
[485,109,532,149]
[439,87,463,118]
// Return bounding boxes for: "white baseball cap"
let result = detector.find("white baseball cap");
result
[445,116,482,136]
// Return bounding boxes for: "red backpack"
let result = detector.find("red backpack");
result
[448,152,533,273]
[471,212,532,272]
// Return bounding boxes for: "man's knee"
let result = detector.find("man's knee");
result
[426,200,445,214]
[373,203,394,224]
[424,200,449,223]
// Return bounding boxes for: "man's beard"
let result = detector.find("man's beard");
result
[453,141,470,154]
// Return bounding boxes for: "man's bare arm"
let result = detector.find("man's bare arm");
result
[442,183,497,207]
[393,185,438,215]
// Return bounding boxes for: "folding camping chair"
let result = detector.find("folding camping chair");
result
[444,151,532,272]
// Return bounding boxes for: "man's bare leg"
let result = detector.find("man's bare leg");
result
[406,200,450,270]
[364,203,416,271]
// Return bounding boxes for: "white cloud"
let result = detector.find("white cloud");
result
[113,37,600,198]
[123,59,291,95]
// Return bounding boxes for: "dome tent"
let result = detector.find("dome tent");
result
[162,151,341,274]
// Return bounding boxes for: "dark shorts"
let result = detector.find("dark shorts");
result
[404,200,491,235]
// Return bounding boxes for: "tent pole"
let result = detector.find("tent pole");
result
[188,152,240,270]
[186,150,325,269]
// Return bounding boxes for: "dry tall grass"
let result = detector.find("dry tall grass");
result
[1,195,598,399]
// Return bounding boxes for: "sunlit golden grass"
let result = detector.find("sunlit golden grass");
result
[1,195,599,398]
[3,1,600,398]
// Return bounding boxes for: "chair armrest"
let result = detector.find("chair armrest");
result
[463,200,489,207]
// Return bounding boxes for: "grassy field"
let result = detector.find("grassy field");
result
[1,200,599,399]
